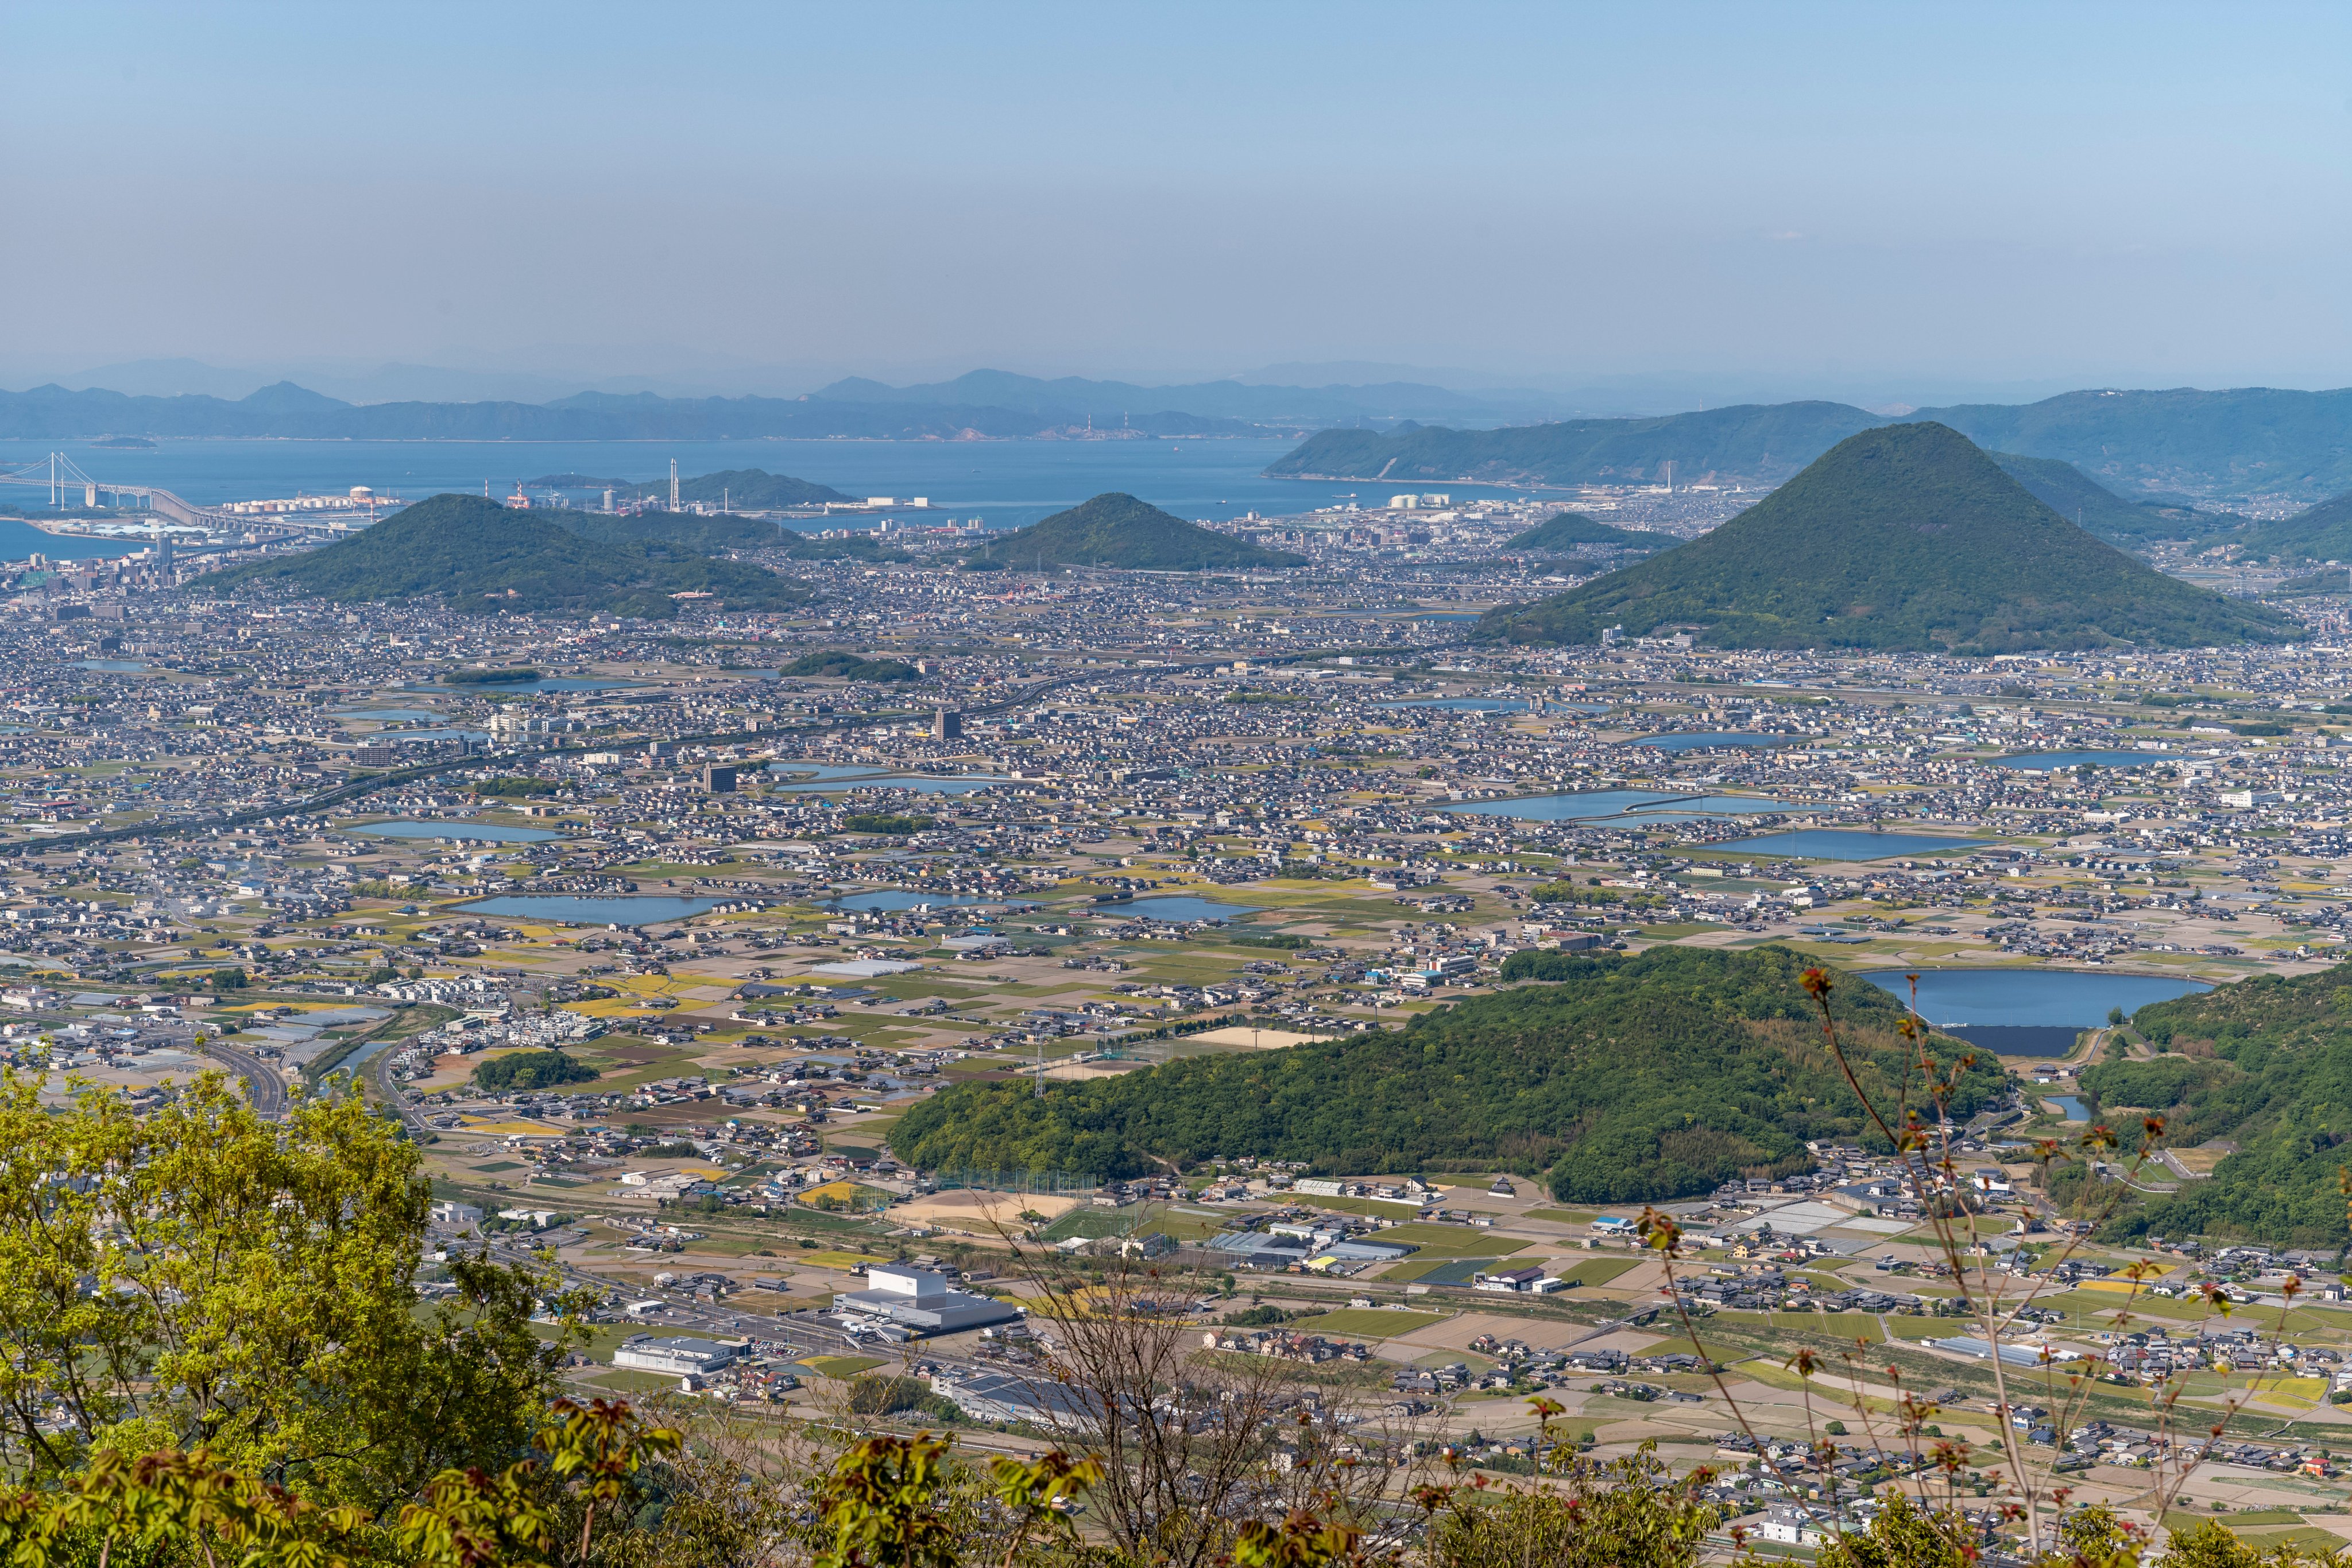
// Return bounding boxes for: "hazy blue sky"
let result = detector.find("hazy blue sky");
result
[7,2,2351,401]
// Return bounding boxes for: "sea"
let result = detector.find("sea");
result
[0,435,1568,560]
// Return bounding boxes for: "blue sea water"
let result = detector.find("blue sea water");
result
[0,436,1559,533]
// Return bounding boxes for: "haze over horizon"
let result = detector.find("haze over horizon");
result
[7,2,2351,412]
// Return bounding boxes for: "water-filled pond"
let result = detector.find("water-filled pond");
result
[830,891,1032,912]
[1720,830,1976,861]
[1097,896,1261,923]
[1450,791,1789,823]
[1858,968,2212,1028]
[458,895,724,924]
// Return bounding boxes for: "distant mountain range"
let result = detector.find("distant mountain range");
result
[809,369,1541,426]
[0,382,1255,442]
[11,373,2352,505]
[212,494,808,619]
[960,493,1305,572]
[1473,423,2301,655]
[1271,386,2352,504]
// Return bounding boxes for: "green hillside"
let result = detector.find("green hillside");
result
[2090,968,2352,1245]
[213,494,810,619]
[1506,510,1670,554]
[2230,490,2352,564]
[888,946,2001,1203]
[1985,451,2243,547]
[1265,402,1884,486]
[1473,424,2301,654]
[779,651,920,682]
[960,493,1306,571]
[525,467,853,508]
[1913,386,2352,500]
[558,512,780,553]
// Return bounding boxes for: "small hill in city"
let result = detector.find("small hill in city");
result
[889,947,2001,1202]
[1473,423,2301,653]
[960,493,1306,571]
[2232,489,2352,564]
[1985,451,2241,547]
[779,651,922,682]
[525,467,855,509]
[1506,510,1671,554]
[214,493,810,618]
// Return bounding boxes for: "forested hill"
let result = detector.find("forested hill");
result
[212,494,809,619]
[1506,510,1672,553]
[2087,967,2352,1246]
[888,946,2002,1203]
[1266,401,1881,487]
[1471,423,2301,654]
[1984,451,2243,547]
[960,493,1306,571]
[2230,489,2352,564]
[1265,386,2352,503]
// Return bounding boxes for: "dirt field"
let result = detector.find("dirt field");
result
[1190,1026,1322,1049]
[894,1188,1085,1237]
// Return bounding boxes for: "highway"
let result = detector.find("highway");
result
[0,642,1434,857]
[192,1033,289,1117]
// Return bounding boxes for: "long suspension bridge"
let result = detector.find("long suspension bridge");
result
[0,451,245,531]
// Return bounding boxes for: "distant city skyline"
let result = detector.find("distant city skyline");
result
[8,2,2350,402]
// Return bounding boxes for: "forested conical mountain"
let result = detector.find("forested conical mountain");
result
[213,494,809,618]
[1506,510,1670,553]
[961,493,1306,571]
[2230,489,2352,563]
[1984,451,2242,547]
[889,947,2002,1202]
[1473,424,2301,653]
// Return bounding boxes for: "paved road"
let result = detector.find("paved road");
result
[0,644,1433,855]
[192,1034,289,1117]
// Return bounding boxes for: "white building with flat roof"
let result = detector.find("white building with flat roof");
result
[612,1336,738,1376]
[835,1265,1024,1335]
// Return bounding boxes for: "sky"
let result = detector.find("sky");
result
[6,2,2351,405]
